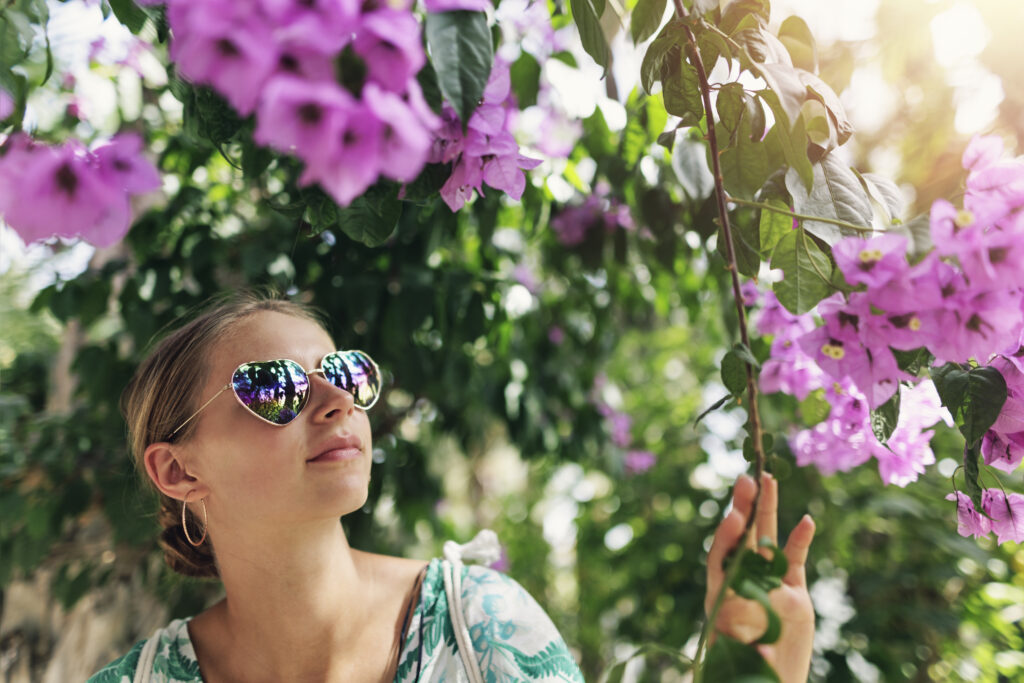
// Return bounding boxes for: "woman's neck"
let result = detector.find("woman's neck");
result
[191,522,412,683]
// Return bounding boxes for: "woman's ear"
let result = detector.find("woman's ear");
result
[144,442,208,501]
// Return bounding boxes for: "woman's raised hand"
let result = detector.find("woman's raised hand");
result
[705,472,816,683]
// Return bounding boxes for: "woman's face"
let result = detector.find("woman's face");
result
[180,310,373,535]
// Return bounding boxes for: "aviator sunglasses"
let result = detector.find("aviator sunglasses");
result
[167,350,382,440]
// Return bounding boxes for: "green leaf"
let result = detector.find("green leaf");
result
[719,115,770,200]
[800,98,831,148]
[785,154,873,246]
[858,171,905,224]
[930,364,1008,447]
[108,0,150,34]
[695,394,734,428]
[570,0,610,73]
[509,51,541,108]
[716,82,745,133]
[871,386,901,444]
[0,10,35,67]
[721,347,750,396]
[721,215,762,277]
[662,50,703,123]
[704,636,779,683]
[334,184,403,247]
[759,90,813,192]
[891,347,933,377]
[758,199,791,256]
[425,10,494,125]
[800,71,853,146]
[964,442,983,511]
[799,387,831,426]
[770,228,833,314]
[630,0,667,45]
[641,20,684,94]
[778,15,817,72]
[751,62,805,127]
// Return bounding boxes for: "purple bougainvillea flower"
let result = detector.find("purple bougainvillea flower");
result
[483,59,511,102]
[759,327,827,400]
[271,38,339,84]
[946,491,991,539]
[260,0,360,54]
[422,0,490,11]
[963,135,1004,172]
[874,428,935,487]
[624,450,657,475]
[92,133,161,193]
[981,488,1024,544]
[0,87,12,120]
[981,430,1024,473]
[548,326,565,345]
[363,82,434,182]
[255,76,355,164]
[929,198,985,257]
[353,10,425,91]
[307,103,383,206]
[482,155,529,199]
[468,103,507,136]
[0,139,126,246]
[755,290,813,337]
[400,78,443,132]
[832,233,908,289]
[440,155,485,212]
[958,229,1024,291]
[927,289,1023,364]
[169,6,278,115]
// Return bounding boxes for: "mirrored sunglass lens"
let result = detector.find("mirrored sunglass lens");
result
[231,360,310,424]
[322,351,382,408]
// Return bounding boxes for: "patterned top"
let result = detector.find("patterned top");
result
[87,558,583,682]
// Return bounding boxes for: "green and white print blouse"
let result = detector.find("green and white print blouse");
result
[86,558,584,682]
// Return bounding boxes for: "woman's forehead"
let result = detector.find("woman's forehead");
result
[213,311,336,371]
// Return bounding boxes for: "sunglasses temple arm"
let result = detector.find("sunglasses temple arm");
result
[167,385,231,440]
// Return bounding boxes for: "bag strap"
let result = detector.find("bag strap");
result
[131,627,163,683]
[442,529,501,683]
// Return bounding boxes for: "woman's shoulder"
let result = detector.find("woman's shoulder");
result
[86,638,147,683]
[456,564,584,681]
[86,618,203,683]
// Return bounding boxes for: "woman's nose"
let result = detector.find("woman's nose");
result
[310,373,356,420]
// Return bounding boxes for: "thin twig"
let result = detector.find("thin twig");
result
[726,195,876,234]
[669,5,768,680]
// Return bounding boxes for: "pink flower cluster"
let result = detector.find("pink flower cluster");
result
[788,375,949,487]
[432,59,542,212]
[754,136,1024,540]
[152,0,442,206]
[550,180,635,246]
[0,133,160,247]
[758,282,951,486]
[946,489,1024,543]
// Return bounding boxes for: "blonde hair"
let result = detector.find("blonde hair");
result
[120,291,328,578]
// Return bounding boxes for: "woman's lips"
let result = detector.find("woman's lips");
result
[307,447,363,463]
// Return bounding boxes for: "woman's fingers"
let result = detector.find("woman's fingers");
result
[782,514,816,587]
[708,475,756,573]
[713,595,768,644]
[756,472,777,556]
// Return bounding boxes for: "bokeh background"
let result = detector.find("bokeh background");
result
[2,0,1023,681]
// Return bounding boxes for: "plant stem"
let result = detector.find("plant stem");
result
[668,5,767,680]
[726,195,876,234]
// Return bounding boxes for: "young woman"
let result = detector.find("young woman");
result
[87,293,815,682]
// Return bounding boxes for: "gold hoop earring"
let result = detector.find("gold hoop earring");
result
[182,491,208,547]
